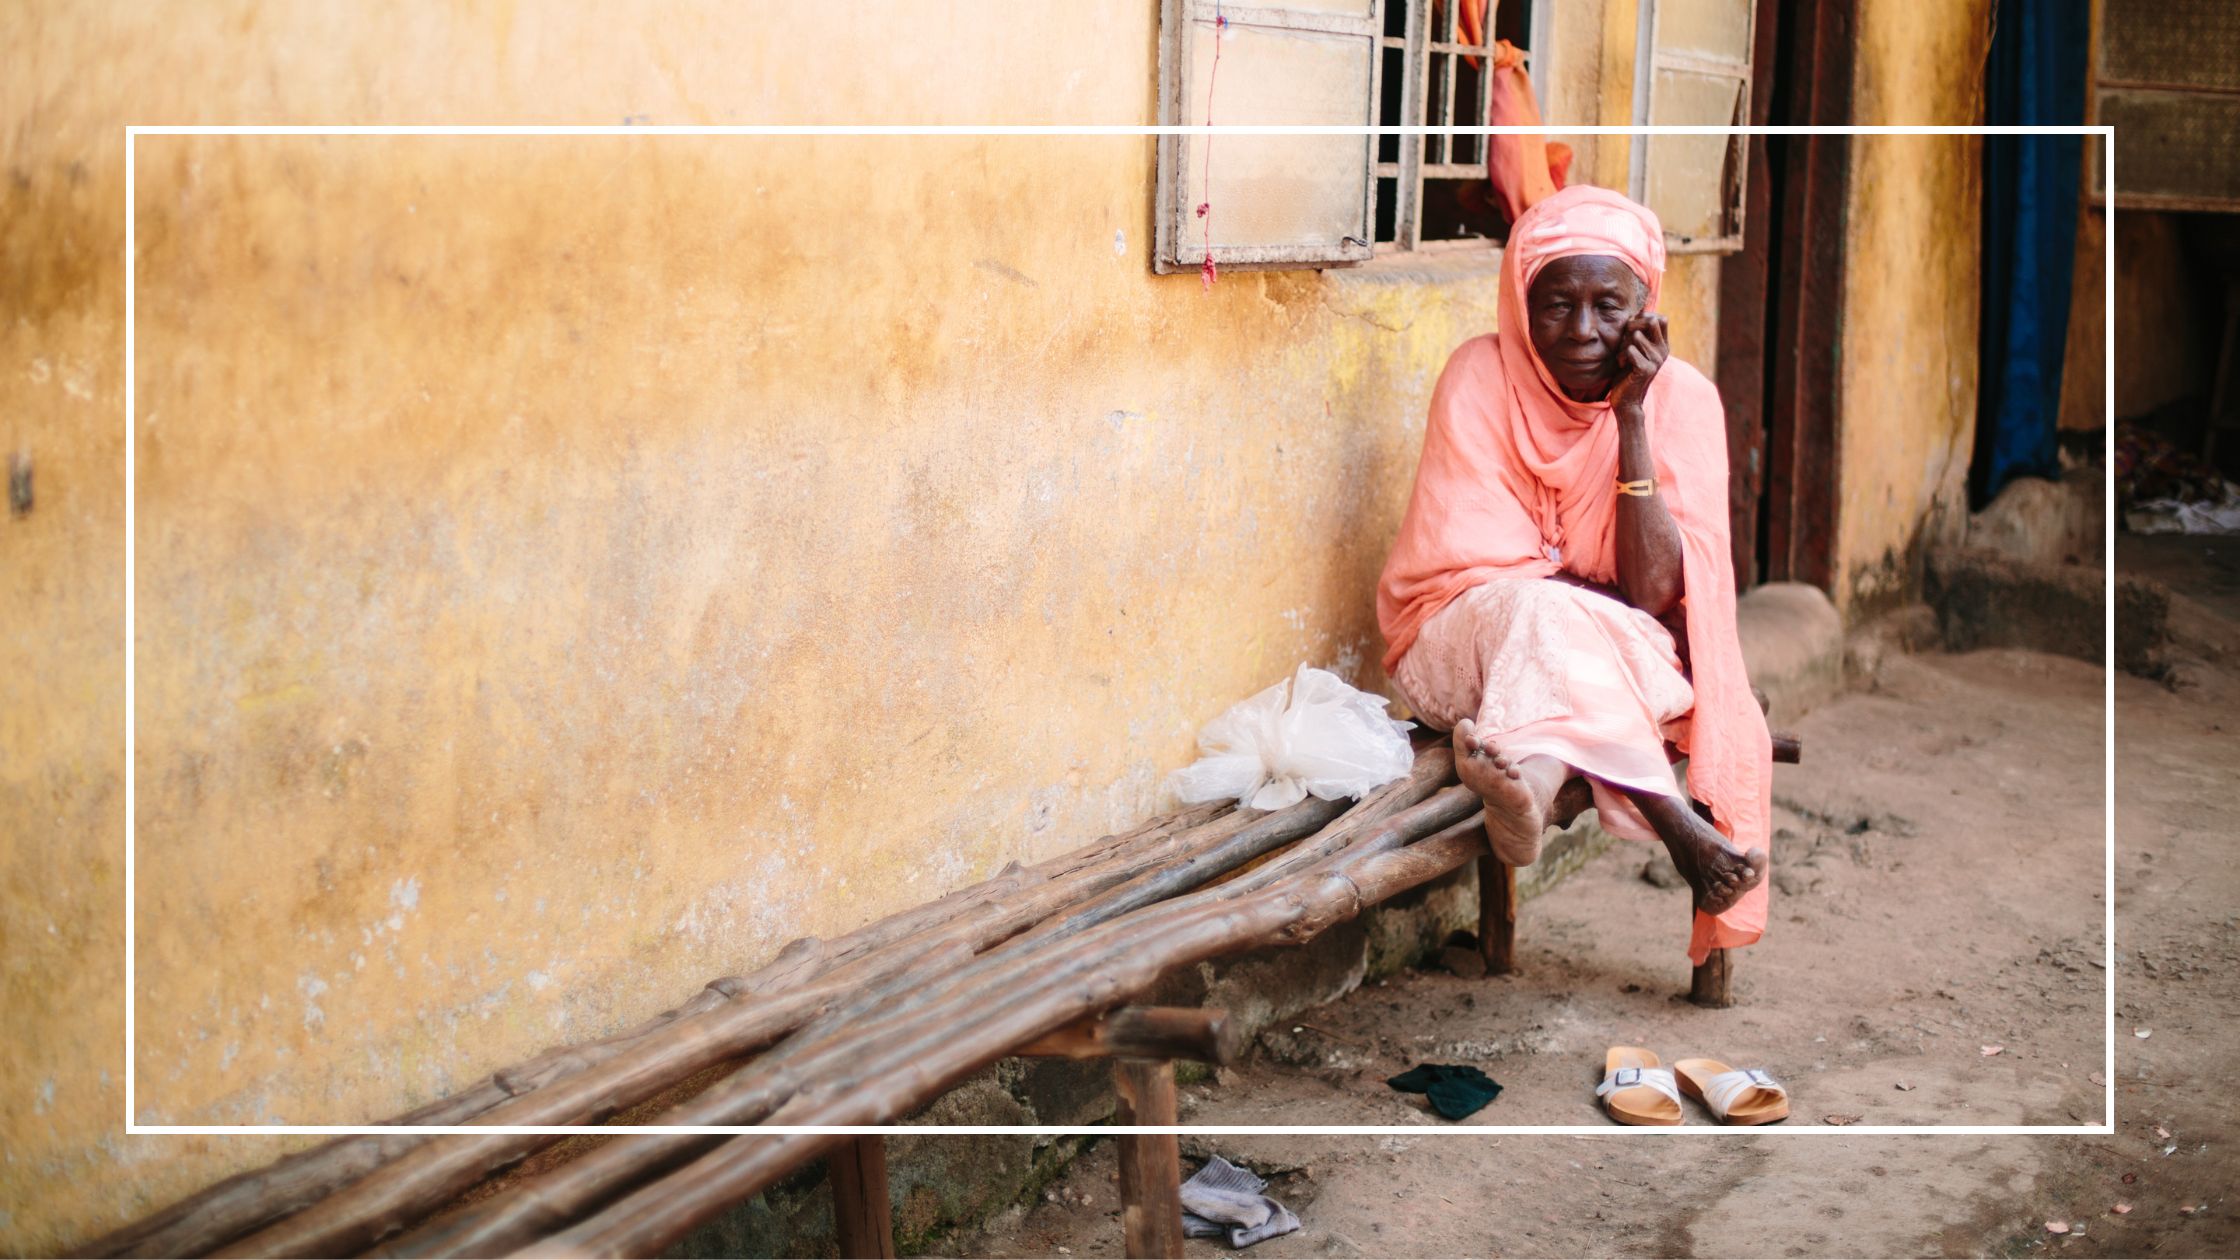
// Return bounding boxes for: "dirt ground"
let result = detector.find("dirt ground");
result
[946,539,2239,1258]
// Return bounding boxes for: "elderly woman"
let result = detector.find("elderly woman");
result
[1378,185,1771,964]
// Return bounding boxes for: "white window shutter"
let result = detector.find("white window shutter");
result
[1155,0,1383,273]
[1628,0,1754,254]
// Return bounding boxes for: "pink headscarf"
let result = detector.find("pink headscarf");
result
[1377,185,1771,962]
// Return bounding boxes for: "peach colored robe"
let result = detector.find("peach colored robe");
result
[1376,186,1772,964]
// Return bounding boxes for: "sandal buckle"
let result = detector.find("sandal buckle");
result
[1613,1067,1643,1088]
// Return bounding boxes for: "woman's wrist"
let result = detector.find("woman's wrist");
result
[1615,401,1647,427]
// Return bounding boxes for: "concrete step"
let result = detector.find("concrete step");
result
[1736,581,1845,726]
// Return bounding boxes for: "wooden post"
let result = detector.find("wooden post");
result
[1690,947,1734,1008]
[827,1136,895,1260]
[1477,844,1518,976]
[1111,1058,1184,1260]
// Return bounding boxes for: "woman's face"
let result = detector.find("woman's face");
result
[1526,254,1647,402]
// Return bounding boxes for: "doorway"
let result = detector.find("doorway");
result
[1716,0,1852,594]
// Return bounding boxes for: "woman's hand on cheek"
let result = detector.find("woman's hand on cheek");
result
[1608,313,1668,417]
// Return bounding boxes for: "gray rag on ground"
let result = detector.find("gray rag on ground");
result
[1178,1155,1302,1249]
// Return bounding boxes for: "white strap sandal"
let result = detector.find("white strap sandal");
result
[1674,1058,1791,1125]
[1597,1046,1683,1125]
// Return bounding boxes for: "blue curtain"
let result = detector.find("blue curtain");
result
[1976,0,2091,503]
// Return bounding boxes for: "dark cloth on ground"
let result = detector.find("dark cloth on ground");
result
[1385,1062,1504,1120]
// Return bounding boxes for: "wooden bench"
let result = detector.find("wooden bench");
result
[85,728,1796,1260]
[819,726,1806,1260]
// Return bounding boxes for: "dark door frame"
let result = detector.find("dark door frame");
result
[1717,0,1853,595]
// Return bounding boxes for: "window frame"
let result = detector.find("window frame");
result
[1151,0,1761,268]
[1626,0,1754,254]
[1152,0,1386,274]
[1376,0,1555,254]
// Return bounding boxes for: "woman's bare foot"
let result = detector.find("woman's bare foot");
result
[1451,718,1564,866]
[1630,793,1768,917]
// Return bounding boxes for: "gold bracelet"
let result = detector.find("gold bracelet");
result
[1616,478,1657,497]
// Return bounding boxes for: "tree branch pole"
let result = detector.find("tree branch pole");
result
[375,758,1460,1258]
[516,800,1482,1259]
[488,802,1237,1091]
[1007,749,1457,950]
[217,771,1426,1259]
[78,1087,511,1260]
[722,792,1482,1137]
[630,783,1472,1147]
[84,802,1227,1260]
[213,813,1261,1259]
[515,812,1492,1259]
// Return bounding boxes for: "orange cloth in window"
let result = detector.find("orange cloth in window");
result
[1484,39,1570,221]
[1453,4,1570,218]
[1375,186,1771,964]
[1457,0,1491,64]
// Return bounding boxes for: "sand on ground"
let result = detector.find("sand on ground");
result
[945,539,2238,1258]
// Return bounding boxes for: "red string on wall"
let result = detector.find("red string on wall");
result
[1197,7,1226,289]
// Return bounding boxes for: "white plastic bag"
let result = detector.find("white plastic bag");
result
[1167,664,1416,810]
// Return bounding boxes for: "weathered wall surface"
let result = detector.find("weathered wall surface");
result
[1832,0,1993,613]
[12,0,2041,1242]
[0,3,1738,1249]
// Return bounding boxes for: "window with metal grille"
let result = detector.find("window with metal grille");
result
[1153,0,1550,273]
[1375,0,1552,251]
[1152,0,1755,270]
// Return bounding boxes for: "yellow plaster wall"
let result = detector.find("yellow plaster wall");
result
[0,3,1731,1248]
[1833,0,1994,612]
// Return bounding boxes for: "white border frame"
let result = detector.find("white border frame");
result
[125,122,2117,1137]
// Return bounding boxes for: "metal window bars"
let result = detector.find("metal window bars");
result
[1376,0,1547,251]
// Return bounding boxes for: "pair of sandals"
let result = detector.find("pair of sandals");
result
[1596,1046,1789,1126]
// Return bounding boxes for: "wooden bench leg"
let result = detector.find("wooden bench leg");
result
[828,1135,896,1259]
[1690,947,1734,1008]
[1112,1057,1184,1260]
[1477,846,1518,976]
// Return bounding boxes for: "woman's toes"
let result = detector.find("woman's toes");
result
[1736,851,1766,885]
